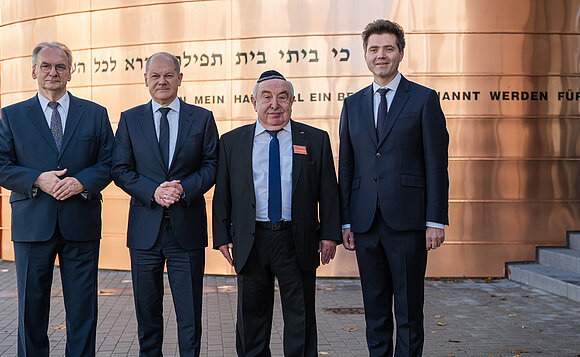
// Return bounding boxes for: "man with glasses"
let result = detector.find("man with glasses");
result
[0,42,114,356]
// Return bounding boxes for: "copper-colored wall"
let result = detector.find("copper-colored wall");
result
[1,0,579,276]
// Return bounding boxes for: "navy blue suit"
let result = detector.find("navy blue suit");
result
[112,99,218,356]
[0,93,114,356]
[339,75,449,356]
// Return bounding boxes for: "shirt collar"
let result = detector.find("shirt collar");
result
[37,91,70,111]
[254,119,292,137]
[151,96,180,114]
[372,72,402,94]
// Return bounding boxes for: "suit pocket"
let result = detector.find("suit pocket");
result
[351,177,360,191]
[130,197,147,207]
[89,192,103,201]
[184,133,202,143]
[398,113,418,120]
[78,135,98,158]
[79,135,97,142]
[400,174,425,188]
[9,192,29,203]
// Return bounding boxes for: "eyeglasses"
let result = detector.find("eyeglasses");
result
[38,63,68,74]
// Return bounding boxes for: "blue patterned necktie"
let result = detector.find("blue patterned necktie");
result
[266,130,282,224]
[158,107,171,169]
[376,88,389,139]
[48,101,63,151]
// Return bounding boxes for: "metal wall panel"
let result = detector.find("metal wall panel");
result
[90,2,230,48]
[448,118,580,158]
[0,13,91,59]
[408,0,579,33]
[0,0,91,25]
[449,160,580,200]
[407,34,580,75]
[447,202,580,244]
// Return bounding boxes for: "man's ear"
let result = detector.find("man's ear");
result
[251,96,257,112]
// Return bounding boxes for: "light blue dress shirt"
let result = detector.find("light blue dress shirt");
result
[151,97,180,168]
[372,72,401,128]
[38,91,70,132]
[253,120,293,222]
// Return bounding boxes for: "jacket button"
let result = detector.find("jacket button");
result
[57,166,62,170]
[251,203,255,208]
[250,232,254,237]
[373,178,377,182]
[376,152,381,157]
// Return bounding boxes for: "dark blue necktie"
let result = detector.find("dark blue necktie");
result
[158,107,171,169]
[267,130,282,224]
[376,88,389,139]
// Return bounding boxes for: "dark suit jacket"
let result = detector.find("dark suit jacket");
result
[112,99,218,250]
[0,93,114,242]
[212,120,341,273]
[339,75,449,233]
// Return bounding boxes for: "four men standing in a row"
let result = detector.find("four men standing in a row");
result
[0,18,448,357]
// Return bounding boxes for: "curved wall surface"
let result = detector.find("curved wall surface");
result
[1,0,579,276]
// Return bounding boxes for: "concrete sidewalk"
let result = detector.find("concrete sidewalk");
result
[0,259,578,356]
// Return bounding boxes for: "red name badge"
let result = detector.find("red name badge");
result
[293,145,307,155]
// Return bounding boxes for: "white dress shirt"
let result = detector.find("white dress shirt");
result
[151,97,180,168]
[372,72,401,128]
[38,91,70,132]
[253,120,293,222]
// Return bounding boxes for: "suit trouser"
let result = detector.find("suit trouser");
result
[13,226,99,357]
[354,208,427,357]
[236,225,317,357]
[129,217,204,357]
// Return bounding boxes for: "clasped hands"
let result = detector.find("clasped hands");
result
[154,180,183,207]
[34,168,84,200]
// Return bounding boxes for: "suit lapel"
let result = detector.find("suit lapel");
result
[25,96,59,153]
[169,100,194,172]
[242,123,256,195]
[378,76,410,147]
[137,101,166,170]
[59,93,82,156]
[361,85,378,146]
[290,120,305,195]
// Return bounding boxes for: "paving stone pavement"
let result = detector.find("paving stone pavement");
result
[0,259,579,356]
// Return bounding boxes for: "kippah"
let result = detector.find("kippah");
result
[257,70,286,83]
